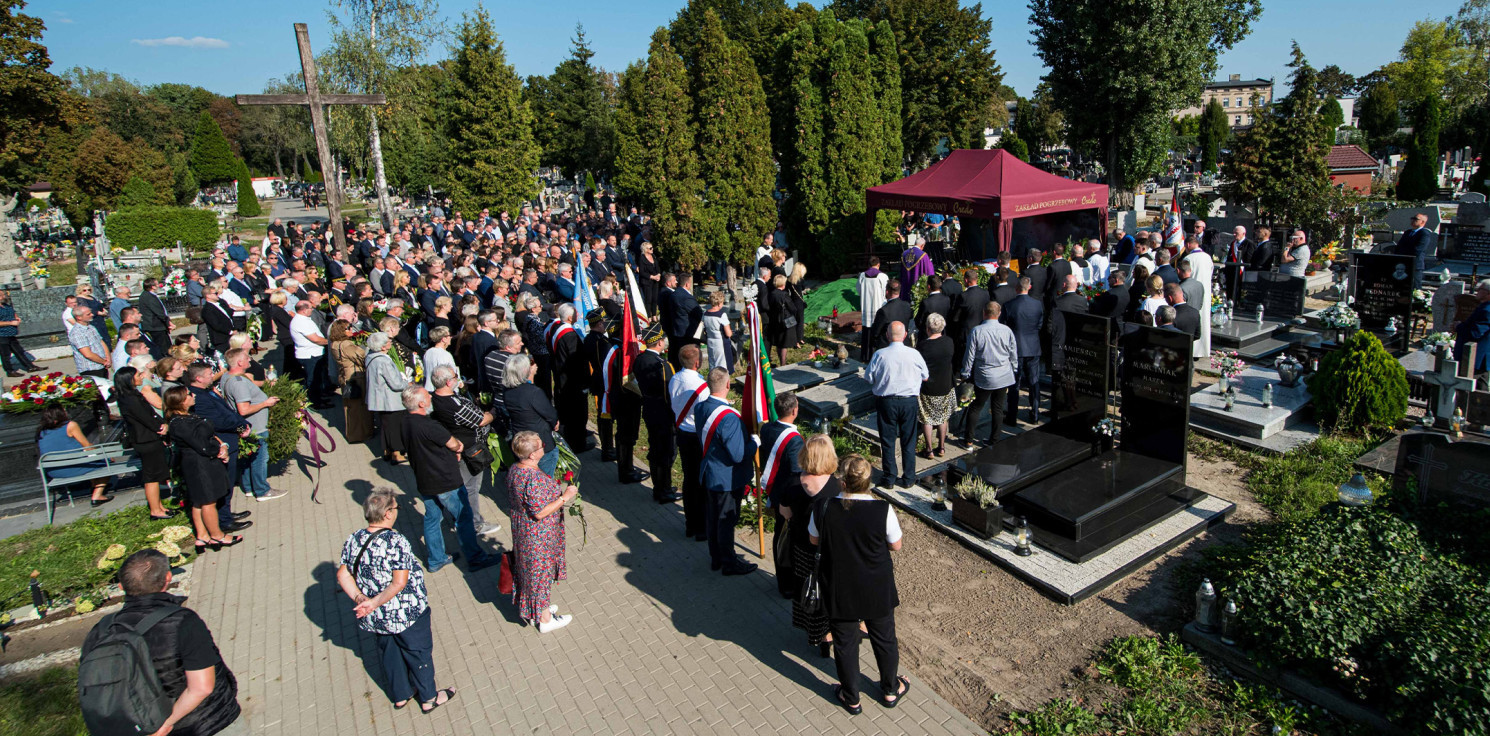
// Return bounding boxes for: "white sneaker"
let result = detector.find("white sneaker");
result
[256,489,289,502]
[537,614,572,634]
[549,604,558,615]
[478,523,502,537]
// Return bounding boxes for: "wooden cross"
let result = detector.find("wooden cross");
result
[235,23,386,255]
[1423,345,1477,426]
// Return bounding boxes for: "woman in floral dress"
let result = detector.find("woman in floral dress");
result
[508,430,579,634]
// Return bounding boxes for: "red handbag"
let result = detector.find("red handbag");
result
[497,550,516,595]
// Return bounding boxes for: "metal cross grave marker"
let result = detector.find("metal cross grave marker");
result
[235,23,386,255]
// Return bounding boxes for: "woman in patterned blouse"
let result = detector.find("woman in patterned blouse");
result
[508,431,579,634]
[337,486,457,713]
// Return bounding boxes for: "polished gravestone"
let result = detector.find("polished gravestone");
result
[7,285,79,353]
[0,403,107,507]
[1218,272,1306,360]
[737,359,860,395]
[1189,365,1318,453]
[1000,326,1202,562]
[796,373,875,422]
[1351,252,1415,333]
[1393,431,1490,511]
[951,311,1112,499]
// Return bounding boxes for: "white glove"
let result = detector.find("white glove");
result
[750,434,760,447]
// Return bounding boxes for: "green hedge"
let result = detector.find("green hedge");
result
[104,207,220,252]
[1309,330,1408,432]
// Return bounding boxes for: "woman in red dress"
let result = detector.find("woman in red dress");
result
[507,430,579,634]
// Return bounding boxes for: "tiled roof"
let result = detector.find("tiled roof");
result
[1327,145,1378,171]
[1205,79,1272,88]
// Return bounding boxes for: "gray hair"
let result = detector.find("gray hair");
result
[460,303,479,317]
[503,352,533,389]
[128,354,154,372]
[496,329,522,351]
[478,309,498,328]
[511,430,543,458]
[429,325,451,344]
[556,303,576,322]
[400,385,427,411]
[384,298,405,310]
[1157,305,1177,325]
[926,312,945,335]
[363,486,399,524]
[281,278,299,290]
[336,304,357,321]
[431,364,460,389]
[72,305,91,318]
[522,295,540,311]
[365,331,391,352]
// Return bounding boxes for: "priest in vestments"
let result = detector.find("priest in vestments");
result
[1181,235,1214,357]
[899,234,934,300]
[858,256,889,362]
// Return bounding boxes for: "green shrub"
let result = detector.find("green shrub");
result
[1309,330,1408,432]
[1005,698,1099,736]
[264,377,307,464]
[1244,435,1381,522]
[1379,586,1490,733]
[25,197,49,212]
[103,206,220,252]
[119,175,158,209]
[235,159,261,217]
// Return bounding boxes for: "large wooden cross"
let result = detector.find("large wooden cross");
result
[235,23,385,255]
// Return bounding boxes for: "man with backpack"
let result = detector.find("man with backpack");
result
[78,549,242,735]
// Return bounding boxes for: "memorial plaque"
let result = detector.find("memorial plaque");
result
[1394,431,1490,511]
[1449,230,1490,265]
[1120,326,1193,466]
[1236,272,1306,320]
[1352,253,1415,332]
[1062,312,1111,400]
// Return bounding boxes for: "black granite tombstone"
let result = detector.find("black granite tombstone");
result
[1352,252,1415,332]
[1393,431,1490,511]
[1217,263,1243,307]
[999,326,1199,562]
[1448,230,1490,266]
[1236,272,1306,321]
[0,403,107,506]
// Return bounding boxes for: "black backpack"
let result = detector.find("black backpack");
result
[77,605,183,734]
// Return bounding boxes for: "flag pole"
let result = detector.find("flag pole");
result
[745,301,766,558]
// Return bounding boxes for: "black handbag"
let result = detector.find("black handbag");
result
[798,504,826,615]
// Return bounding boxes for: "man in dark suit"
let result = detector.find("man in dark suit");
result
[1165,283,1202,341]
[759,392,803,596]
[1023,248,1050,303]
[1003,276,1044,425]
[952,270,990,369]
[470,310,500,392]
[1046,248,1073,307]
[666,273,702,368]
[1153,249,1180,285]
[1113,228,1136,264]
[1045,275,1090,418]
[1090,271,1131,334]
[200,287,235,354]
[915,274,952,339]
[634,325,684,504]
[693,366,759,576]
[870,279,914,352]
[1395,213,1436,288]
[657,272,677,330]
[752,266,771,305]
[547,304,590,452]
[583,310,616,462]
[1246,226,1275,272]
[992,268,1018,307]
[138,277,172,359]
[1229,225,1252,264]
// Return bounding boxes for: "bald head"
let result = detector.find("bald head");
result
[887,321,907,344]
[1062,274,1079,293]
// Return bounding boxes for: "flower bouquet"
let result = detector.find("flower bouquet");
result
[29,263,49,279]
[164,268,187,296]
[1,373,101,413]
[1209,350,1245,380]
[246,312,263,342]
[1318,303,1360,331]
[1092,416,1121,440]
[554,434,586,545]
[1078,284,1103,301]
[238,433,261,459]
[1423,331,1454,354]
[1412,289,1431,314]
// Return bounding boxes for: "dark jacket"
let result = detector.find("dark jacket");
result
[954,285,991,336]
[140,291,171,333]
[1045,291,1090,370]
[118,390,166,448]
[1248,240,1276,272]
[915,291,952,337]
[992,282,1018,307]
[870,298,914,350]
[1154,264,1180,286]
[200,302,234,353]
[1173,303,1202,341]
[505,383,557,452]
[1455,300,1490,372]
[1023,264,1050,302]
[1003,294,1044,358]
[1396,227,1436,282]
[1046,259,1073,302]
[189,385,249,453]
[694,395,757,492]
[668,288,702,342]
[1090,287,1130,334]
[551,327,586,394]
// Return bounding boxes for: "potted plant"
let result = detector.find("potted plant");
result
[951,474,1002,540]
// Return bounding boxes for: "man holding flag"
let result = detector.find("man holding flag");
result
[635,324,683,505]
[759,393,803,598]
[608,286,648,485]
[1163,188,1184,257]
[669,344,709,540]
[694,366,759,576]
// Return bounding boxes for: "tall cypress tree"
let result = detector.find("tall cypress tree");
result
[1198,99,1226,173]
[821,23,882,264]
[693,10,776,266]
[189,111,238,186]
[235,158,261,217]
[1398,96,1441,201]
[777,17,829,255]
[445,6,541,214]
[614,29,709,268]
[868,20,903,185]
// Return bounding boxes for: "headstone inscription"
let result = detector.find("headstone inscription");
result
[1352,253,1415,332]
[1236,272,1306,321]
[1121,326,1193,466]
[1054,311,1111,421]
[1447,230,1490,265]
[1455,294,1479,326]
[1394,431,1490,510]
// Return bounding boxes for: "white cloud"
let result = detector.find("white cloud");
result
[53,13,74,24]
[130,36,229,49]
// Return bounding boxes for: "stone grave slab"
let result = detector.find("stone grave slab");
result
[1399,349,1436,407]
[1393,431,1490,510]
[950,431,1093,498]
[1236,272,1306,321]
[873,480,1234,604]
[1353,252,1416,332]
[796,373,874,422]
[1432,281,1467,331]
[1189,366,1311,439]
[738,359,860,395]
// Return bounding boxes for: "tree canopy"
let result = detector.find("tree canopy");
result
[526,25,617,179]
[443,5,540,215]
[0,0,66,194]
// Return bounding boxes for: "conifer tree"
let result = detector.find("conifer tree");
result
[614,29,709,268]
[235,159,261,217]
[119,176,157,209]
[189,111,238,186]
[692,10,776,266]
[776,17,828,254]
[444,6,541,214]
[867,20,903,184]
[821,23,882,264]
[1397,96,1441,201]
[1198,99,1227,173]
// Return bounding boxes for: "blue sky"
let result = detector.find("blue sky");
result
[38,0,1464,98]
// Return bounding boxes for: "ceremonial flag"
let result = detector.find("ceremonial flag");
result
[572,247,598,337]
[623,262,649,321]
[1163,186,1184,251]
[741,301,777,436]
[620,287,640,378]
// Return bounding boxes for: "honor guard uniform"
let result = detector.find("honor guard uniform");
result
[634,324,682,504]
[668,344,709,539]
[758,393,804,598]
[608,320,647,485]
[583,308,616,462]
[546,304,589,452]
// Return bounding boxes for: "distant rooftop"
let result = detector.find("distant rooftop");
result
[1326,144,1378,171]
[1206,76,1272,89]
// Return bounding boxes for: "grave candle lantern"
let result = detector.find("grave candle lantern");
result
[1194,579,1218,633]
[1220,599,1238,645]
[1262,383,1273,408]
[1337,471,1373,507]
[1013,516,1033,557]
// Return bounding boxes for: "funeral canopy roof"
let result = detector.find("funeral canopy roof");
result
[866,148,1108,221]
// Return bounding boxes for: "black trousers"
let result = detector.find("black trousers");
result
[962,385,1009,445]
[677,429,704,538]
[771,504,793,597]
[642,403,675,497]
[0,336,32,372]
[147,330,171,360]
[556,389,589,450]
[704,489,743,570]
[613,393,641,479]
[830,613,899,703]
[1007,356,1041,423]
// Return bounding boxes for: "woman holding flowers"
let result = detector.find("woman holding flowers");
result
[508,430,578,634]
[164,386,243,550]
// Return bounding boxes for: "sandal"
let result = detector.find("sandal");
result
[208,535,244,550]
[392,700,410,710]
[917,449,933,460]
[421,687,457,714]
[933,447,946,458]
[882,675,911,708]
[833,685,862,715]
[194,540,210,554]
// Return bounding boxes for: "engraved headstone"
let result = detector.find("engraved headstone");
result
[1352,253,1415,332]
[1433,280,1467,331]
[1456,201,1490,226]
[1394,431,1490,511]
[1447,230,1490,265]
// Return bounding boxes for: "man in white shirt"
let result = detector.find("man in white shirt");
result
[62,295,79,335]
[1086,239,1109,285]
[289,300,331,409]
[668,344,709,541]
[865,322,928,489]
[111,325,146,372]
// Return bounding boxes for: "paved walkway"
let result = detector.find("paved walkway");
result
[186,398,986,734]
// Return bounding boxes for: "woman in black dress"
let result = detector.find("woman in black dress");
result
[502,353,561,478]
[779,435,836,656]
[637,241,661,314]
[163,386,244,552]
[811,454,908,715]
[765,274,793,368]
[786,263,808,350]
[916,314,955,459]
[114,367,174,520]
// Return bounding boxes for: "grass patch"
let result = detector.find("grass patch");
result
[1003,635,1359,736]
[1244,436,1385,523]
[0,665,84,736]
[0,505,195,612]
[44,260,78,286]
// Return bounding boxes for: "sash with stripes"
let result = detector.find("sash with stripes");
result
[547,321,575,354]
[675,383,708,429]
[599,345,619,415]
[760,425,801,492]
[699,404,740,457]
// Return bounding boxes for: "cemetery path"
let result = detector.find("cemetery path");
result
[185,400,985,734]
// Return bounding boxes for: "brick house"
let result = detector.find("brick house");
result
[1326,145,1378,193]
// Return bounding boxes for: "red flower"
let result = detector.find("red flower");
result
[48,372,61,379]
[563,471,575,482]
[32,398,43,404]
[63,391,73,398]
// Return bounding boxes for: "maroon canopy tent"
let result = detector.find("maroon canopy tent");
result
[866,148,1109,258]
